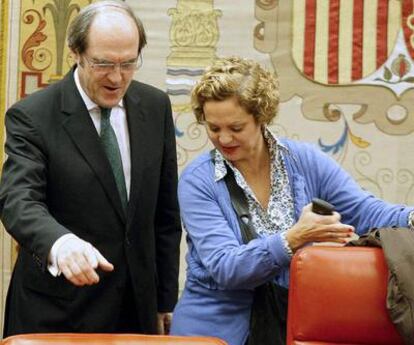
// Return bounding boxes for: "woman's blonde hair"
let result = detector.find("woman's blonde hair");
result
[192,56,279,125]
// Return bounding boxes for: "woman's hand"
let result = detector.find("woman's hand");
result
[285,203,354,253]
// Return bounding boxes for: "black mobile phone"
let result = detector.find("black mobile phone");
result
[312,198,334,215]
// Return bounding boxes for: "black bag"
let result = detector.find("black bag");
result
[219,154,288,345]
[248,282,288,345]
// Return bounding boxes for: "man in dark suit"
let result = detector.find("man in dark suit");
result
[0,0,181,337]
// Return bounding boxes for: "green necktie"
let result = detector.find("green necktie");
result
[100,107,128,212]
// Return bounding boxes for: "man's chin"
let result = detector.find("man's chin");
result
[97,96,123,109]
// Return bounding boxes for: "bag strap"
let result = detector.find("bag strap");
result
[210,150,257,244]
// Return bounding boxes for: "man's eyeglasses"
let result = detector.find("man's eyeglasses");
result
[82,55,142,74]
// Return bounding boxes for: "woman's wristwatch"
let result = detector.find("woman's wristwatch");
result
[280,231,293,257]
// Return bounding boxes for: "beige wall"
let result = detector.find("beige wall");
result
[1,0,414,337]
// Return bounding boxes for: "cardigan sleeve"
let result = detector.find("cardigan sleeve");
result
[293,142,414,234]
[178,162,291,290]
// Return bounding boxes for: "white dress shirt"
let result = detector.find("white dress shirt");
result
[74,68,131,196]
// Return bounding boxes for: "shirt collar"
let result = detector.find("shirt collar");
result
[213,126,288,181]
[74,67,124,112]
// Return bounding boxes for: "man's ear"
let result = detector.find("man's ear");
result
[70,49,81,66]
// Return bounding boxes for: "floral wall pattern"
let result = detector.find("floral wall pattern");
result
[1,0,414,335]
[19,0,92,97]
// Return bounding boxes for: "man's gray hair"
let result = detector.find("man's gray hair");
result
[67,0,147,56]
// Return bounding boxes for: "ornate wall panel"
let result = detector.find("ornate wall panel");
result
[19,0,93,97]
[1,0,414,336]
[256,0,414,204]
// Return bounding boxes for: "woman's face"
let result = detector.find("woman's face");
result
[203,97,265,164]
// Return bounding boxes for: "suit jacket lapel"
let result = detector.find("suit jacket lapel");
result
[124,86,146,226]
[60,70,126,223]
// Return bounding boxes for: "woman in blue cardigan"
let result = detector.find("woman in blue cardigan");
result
[171,56,414,345]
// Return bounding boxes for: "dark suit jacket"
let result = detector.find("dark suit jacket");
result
[0,69,182,336]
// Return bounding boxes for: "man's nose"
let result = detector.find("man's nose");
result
[107,65,123,82]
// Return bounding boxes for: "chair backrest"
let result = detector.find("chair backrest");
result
[287,246,404,345]
[0,333,228,345]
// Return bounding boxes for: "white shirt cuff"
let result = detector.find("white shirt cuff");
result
[47,233,78,276]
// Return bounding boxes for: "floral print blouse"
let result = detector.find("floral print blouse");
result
[213,127,295,248]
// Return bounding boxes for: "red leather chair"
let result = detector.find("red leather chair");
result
[287,246,404,345]
[0,333,228,345]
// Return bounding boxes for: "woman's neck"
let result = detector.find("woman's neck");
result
[233,136,270,177]
[232,135,271,209]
